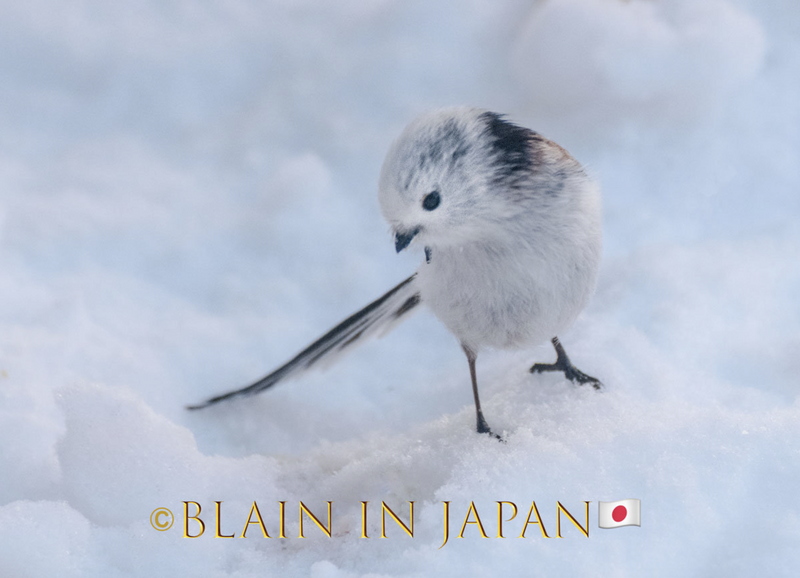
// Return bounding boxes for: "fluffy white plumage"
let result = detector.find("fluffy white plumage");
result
[190,107,603,436]
[379,107,602,352]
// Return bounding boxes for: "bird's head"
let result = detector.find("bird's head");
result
[378,107,540,255]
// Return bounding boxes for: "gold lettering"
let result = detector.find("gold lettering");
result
[519,502,550,538]
[556,501,590,538]
[360,501,369,538]
[380,501,414,538]
[496,501,518,538]
[241,501,270,538]
[183,501,205,538]
[457,501,489,539]
[298,501,332,538]
[214,501,235,538]
[439,501,450,549]
[278,501,287,538]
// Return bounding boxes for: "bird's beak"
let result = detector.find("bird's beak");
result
[394,227,420,253]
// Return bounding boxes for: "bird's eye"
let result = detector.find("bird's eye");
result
[422,190,441,211]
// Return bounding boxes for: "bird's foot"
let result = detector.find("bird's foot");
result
[530,353,602,390]
[562,364,603,390]
[476,414,505,442]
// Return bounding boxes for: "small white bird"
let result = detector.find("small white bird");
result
[189,107,603,438]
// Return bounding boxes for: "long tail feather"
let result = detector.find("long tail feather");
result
[187,274,421,410]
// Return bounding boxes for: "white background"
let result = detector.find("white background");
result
[1,0,798,576]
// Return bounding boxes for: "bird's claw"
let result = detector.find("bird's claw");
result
[477,414,505,442]
[530,354,602,391]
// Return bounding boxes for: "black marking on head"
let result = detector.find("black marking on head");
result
[541,180,565,196]
[424,246,432,263]
[394,294,421,319]
[451,142,470,162]
[403,172,413,191]
[449,140,471,171]
[480,112,536,185]
[416,119,467,175]
[541,168,567,196]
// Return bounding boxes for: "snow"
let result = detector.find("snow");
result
[1,0,798,576]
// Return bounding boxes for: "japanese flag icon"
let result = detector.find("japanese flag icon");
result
[598,499,641,529]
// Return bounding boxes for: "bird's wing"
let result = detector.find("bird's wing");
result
[187,274,421,410]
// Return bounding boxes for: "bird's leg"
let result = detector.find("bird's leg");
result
[462,345,503,440]
[530,337,602,390]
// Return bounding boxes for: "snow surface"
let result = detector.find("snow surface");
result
[1,0,798,576]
